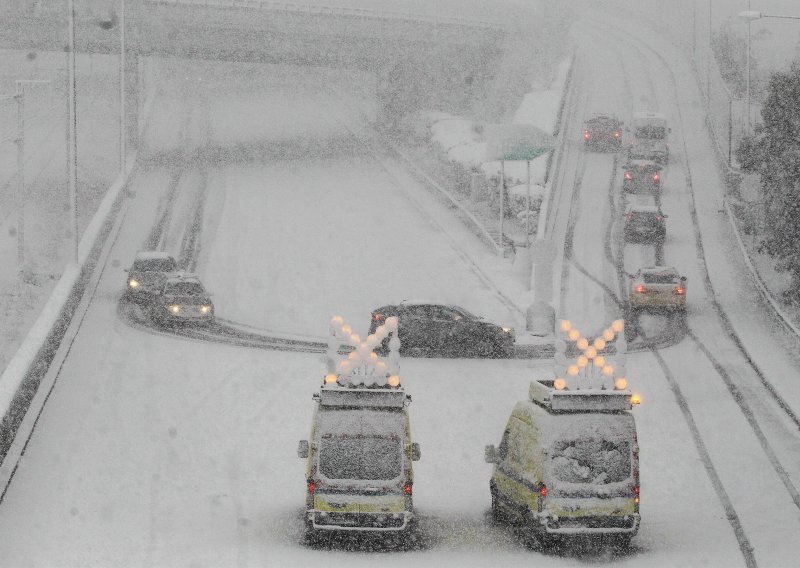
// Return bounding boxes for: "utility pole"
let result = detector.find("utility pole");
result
[67,0,79,265]
[14,80,51,267]
[119,0,126,174]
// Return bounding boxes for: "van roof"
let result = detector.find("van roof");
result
[134,251,175,261]
[632,111,667,121]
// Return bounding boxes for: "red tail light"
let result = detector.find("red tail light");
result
[624,171,633,180]
[536,483,547,512]
[627,213,634,221]
[373,313,384,322]
[634,485,640,505]
[656,215,663,222]
[404,482,412,495]
[653,173,660,182]
[307,479,316,494]
[584,131,590,139]
[635,284,646,294]
[675,287,685,295]
[613,131,620,138]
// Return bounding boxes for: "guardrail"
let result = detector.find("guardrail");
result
[144,0,505,30]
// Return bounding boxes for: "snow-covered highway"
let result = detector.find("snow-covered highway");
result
[2,4,800,567]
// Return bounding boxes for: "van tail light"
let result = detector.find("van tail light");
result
[404,482,412,495]
[627,213,634,221]
[373,313,385,322]
[584,131,590,140]
[635,284,647,294]
[307,479,316,494]
[653,173,660,182]
[656,215,663,222]
[624,171,633,180]
[675,286,685,295]
[634,485,640,511]
[539,484,547,498]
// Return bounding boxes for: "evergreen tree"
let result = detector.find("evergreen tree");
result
[739,64,800,303]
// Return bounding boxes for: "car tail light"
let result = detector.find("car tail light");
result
[536,484,547,512]
[614,131,620,138]
[539,484,547,498]
[307,479,316,494]
[373,313,384,322]
[624,171,633,180]
[404,482,412,495]
[634,485,640,506]
[584,131,590,139]
[636,284,646,294]
[627,213,634,220]
[656,215,663,222]
[675,286,685,295]
[653,173,660,182]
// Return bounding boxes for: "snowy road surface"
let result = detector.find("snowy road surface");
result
[1,5,800,567]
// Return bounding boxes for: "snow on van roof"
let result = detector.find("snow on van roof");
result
[135,251,174,261]
[316,407,405,437]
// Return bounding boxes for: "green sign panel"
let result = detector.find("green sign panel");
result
[485,124,555,162]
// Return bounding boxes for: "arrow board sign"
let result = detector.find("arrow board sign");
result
[485,124,555,162]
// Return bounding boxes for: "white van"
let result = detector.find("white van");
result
[629,111,670,164]
[485,378,640,547]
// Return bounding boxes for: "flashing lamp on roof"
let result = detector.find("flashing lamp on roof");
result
[553,319,629,392]
[325,315,401,388]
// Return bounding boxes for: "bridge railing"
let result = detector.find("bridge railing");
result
[144,0,505,30]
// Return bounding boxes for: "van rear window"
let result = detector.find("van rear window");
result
[319,435,402,480]
[643,273,677,284]
[634,126,666,139]
[550,439,631,484]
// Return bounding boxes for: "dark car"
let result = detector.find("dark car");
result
[369,303,515,358]
[125,251,178,303]
[623,159,662,193]
[151,274,214,326]
[624,205,666,244]
[583,114,623,151]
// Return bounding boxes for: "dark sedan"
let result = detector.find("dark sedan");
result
[622,159,662,193]
[125,251,178,304]
[583,114,623,151]
[151,274,214,326]
[369,303,515,358]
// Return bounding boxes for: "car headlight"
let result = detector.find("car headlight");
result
[168,304,181,314]
[200,305,212,314]
[502,327,513,333]
[128,279,139,288]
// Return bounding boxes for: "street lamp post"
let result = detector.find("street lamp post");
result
[119,0,126,174]
[67,0,79,265]
[738,9,800,132]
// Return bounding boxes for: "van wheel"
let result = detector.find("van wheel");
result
[303,522,321,546]
[490,491,505,524]
[611,534,633,549]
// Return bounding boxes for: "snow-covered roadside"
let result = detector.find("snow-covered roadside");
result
[0,54,159,448]
[427,55,573,202]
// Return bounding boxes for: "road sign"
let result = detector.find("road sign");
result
[485,124,555,161]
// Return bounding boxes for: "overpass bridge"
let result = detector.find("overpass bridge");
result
[0,0,504,150]
[0,0,503,69]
